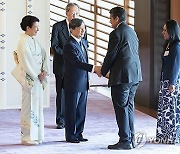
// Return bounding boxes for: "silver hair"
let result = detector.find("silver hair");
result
[65,2,80,13]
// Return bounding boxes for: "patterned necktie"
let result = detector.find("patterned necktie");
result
[79,40,82,48]
[79,41,86,57]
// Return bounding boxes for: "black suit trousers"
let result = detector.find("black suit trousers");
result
[55,74,65,125]
[64,90,87,140]
[111,82,139,143]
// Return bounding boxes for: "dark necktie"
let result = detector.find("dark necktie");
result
[79,41,84,51]
[79,41,86,57]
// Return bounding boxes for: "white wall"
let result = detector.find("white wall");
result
[0,0,50,109]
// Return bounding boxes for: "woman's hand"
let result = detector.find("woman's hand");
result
[38,71,47,83]
[169,84,175,93]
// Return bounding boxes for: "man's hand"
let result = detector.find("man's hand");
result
[94,66,102,77]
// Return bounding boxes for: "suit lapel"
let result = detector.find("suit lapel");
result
[81,41,88,60]
[76,40,87,62]
[79,43,87,62]
[70,37,88,62]
[61,20,69,40]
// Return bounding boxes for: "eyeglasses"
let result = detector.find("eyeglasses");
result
[69,12,79,17]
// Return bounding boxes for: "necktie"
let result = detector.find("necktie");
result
[79,40,82,48]
[79,41,84,51]
[79,41,86,57]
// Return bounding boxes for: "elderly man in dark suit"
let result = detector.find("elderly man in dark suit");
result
[97,7,142,150]
[63,18,99,143]
[51,3,87,129]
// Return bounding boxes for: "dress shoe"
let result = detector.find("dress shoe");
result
[78,136,88,142]
[56,124,65,129]
[22,140,39,146]
[108,142,131,150]
[66,138,80,143]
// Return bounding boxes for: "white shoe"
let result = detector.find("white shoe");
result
[22,140,39,146]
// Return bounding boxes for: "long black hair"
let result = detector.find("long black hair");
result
[166,20,180,45]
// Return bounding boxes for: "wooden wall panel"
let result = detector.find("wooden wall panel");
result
[170,0,180,24]
[134,0,170,109]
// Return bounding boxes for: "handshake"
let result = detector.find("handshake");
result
[94,66,102,77]
[93,65,110,79]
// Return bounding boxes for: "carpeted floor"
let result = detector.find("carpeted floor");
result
[0,62,180,154]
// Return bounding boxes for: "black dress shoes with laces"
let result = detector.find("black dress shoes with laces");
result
[66,138,80,143]
[78,136,88,142]
[108,142,131,150]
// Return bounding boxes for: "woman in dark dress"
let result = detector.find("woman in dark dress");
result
[156,20,180,144]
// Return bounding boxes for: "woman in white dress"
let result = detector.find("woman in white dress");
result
[16,15,48,145]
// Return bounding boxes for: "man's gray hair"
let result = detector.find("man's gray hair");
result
[65,2,80,13]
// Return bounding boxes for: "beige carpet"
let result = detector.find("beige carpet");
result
[0,61,179,154]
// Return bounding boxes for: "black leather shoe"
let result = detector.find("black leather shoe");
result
[78,137,88,142]
[108,142,131,150]
[56,124,65,129]
[66,139,80,143]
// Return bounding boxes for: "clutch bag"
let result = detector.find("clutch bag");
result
[11,64,34,91]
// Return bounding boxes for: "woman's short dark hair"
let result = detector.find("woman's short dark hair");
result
[109,7,126,22]
[166,20,180,43]
[69,18,84,30]
[20,15,39,31]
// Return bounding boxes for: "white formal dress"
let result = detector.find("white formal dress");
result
[16,33,48,143]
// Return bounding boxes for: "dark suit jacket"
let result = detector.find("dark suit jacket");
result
[63,36,93,92]
[101,22,142,87]
[51,19,69,75]
[161,41,180,85]
[51,19,88,75]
